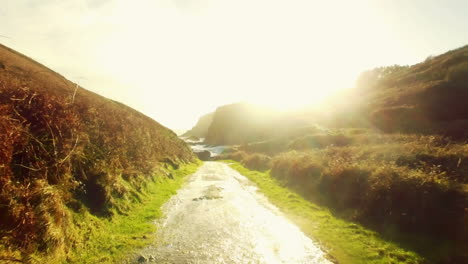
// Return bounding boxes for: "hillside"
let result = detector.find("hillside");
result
[204,103,274,145]
[206,45,468,263]
[326,44,468,138]
[203,103,318,145]
[0,44,195,262]
[194,45,468,146]
[183,112,214,139]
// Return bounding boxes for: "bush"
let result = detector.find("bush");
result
[288,134,352,150]
[242,153,271,171]
[217,151,271,171]
[320,164,371,210]
[271,152,323,190]
[215,151,248,163]
[239,138,289,154]
[446,62,468,83]
[265,142,468,258]
[364,165,466,240]
[370,106,430,133]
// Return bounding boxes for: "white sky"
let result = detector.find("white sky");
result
[1,0,468,130]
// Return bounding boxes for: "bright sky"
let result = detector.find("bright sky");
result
[1,0,467,130]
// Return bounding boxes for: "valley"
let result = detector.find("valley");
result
[0,32,467,264]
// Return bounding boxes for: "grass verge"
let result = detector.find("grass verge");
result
[29,161,201,264]
[224,160,423,264]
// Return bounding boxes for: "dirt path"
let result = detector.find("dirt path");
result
[132,162,331,264]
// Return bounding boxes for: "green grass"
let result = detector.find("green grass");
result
[0,43,196,263]
[225,160,423,264]
[28,162,202,264]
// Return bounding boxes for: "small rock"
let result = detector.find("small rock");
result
[148,255,155,262]
[0,62,5,70]
[137,255,147,263]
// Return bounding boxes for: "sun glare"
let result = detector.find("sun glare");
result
[90,0,384,127]
[5,0,462,129]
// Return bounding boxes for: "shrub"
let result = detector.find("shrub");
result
[364,165,466,240]
[265,140,468,259]
[446,62,468,83]
[370,106,430,133]
[271,152,323,191]
[242,153,271,171]
[320,164,371,211]
[239,138,289,154]
[217,151,272,171]
[288,134,352,150]
[215,151,249,163]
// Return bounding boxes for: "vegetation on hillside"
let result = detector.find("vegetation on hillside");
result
[194,45,468,145]
[0,44,196,263]
[226,161,423,264]
[204,103,276,145]
[185,44,468,263]
[65,162,200,264]
[217,129,468,263]
[330,44,468,138]
[203,103,316,145]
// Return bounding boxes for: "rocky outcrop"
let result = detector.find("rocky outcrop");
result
[204,103,280,145]
[183,112,214,138]
[200,102,316,146]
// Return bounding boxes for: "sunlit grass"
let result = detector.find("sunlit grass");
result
[31,162,202,264]
[225,161,423,264]
[0,44,197,263]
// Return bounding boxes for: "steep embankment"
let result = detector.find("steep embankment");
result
[0,44,195,262]
[183,112,214,139]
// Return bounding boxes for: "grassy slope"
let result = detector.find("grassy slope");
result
[63,162,201,264]
[206,45,468,263]
[225,161,422,264]
[0,44,196,262]
[219,130,467,263]
[204,103,284,145]
[15,162,201,263]
[1,162,201,264]
[199,45,468,145]
[328,44,468,137]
